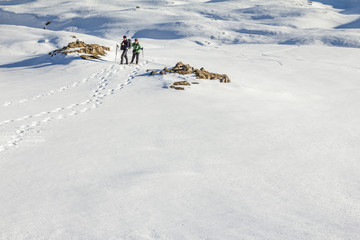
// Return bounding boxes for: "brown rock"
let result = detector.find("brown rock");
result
[50,40,110,60]
[170,85,185,90]
[163,61,231,84]
[173,81,190,86]
[80,55,100,60]
[176,70,192,75]
[220,75,231,83]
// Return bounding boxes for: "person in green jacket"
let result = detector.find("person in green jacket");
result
[130,38,142,64]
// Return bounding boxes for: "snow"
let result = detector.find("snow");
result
[1,0,360,239]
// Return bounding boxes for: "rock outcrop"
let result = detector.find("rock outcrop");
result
[170,85,185,90]
[195,67,230,83]
[163,61,231,84]
[173,81,191,86]
[49,40,110,60]
[147,61,231,90]
[153,61,231,90]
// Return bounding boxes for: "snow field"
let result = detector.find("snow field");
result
[1,0,360,239]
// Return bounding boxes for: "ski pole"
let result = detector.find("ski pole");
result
[115,44,118,63]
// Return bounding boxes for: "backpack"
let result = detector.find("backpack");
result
[129,39,132,49]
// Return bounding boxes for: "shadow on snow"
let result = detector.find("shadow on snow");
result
[0,0,36,5]
[132,29,186,40]
[0,55,79,69]
[314,0,360,29]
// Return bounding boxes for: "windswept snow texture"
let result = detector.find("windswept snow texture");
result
[1,1,360,240]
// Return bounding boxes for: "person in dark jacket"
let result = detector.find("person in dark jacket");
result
[120,35,130,64]
[130,38,142,64]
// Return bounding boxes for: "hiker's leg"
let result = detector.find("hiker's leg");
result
[120,50,125,64]
[136,53,139,64]
[124,49,128,64]
[131,53,136,63]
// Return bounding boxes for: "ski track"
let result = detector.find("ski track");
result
[0,62,147,153]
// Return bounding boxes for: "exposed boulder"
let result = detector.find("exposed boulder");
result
[173,81,190,86]
[80,55,100,60]
[49,39,110,60]
[168,62,231,83]
[170,62,194,74]
[170,85,185,90]
[220,75,231,83]
[195,67,230,83]
[148,61,230,91]
[169,81,191,90]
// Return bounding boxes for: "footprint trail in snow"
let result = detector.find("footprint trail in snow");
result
[0,62,147,152]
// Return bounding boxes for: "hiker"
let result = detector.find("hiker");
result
[120,35,130,64]
[130,38,142,64]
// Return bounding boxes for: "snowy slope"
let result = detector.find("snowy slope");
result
[1,0,360,239]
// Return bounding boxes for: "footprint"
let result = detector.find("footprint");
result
[66,103,78,109]
[30,121,40,127]
[16,129,24,134]
[7,142,16,147]
[34,112,44,117]
[80,100,91,105]
[0,120,12,124]
[42,117,51,123]
[51,107,63,113]
[3,101,12,107]
[15,116,31,121]
[16,125,28,134]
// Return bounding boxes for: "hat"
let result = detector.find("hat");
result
[123,35,127,38]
